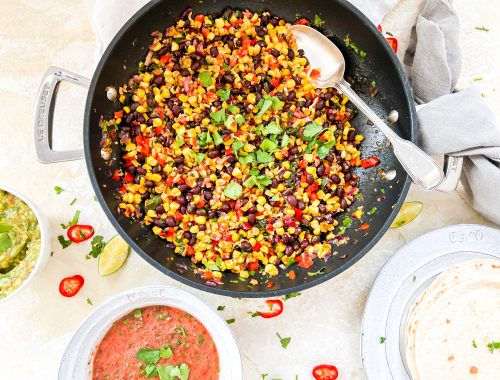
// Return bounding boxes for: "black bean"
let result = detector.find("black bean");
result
[330,174,341,184]
[207,150,219,159]
[154,218,166,228]
[195,208,207,216]
[178,184,189,193]
[319,204,326,214]
[336,187,345,197]
[171,105,181,116]
[248,213,256,226]
[221,203,232,213]
[297,200,305,210]
[174,156,184,165]
[227,40,234,50]
[240,241,252,252]
[188,237,196,246]
[255,26,265,37]
[144,180,154,188]
[325,154,334,163]
[300,240,308,249]
[154,76,164,86]
[293,242,300,251]
[226,155,236,163]
[316,99,325,110]
[341,199,348,209]
[283,189,293,196]
[204,191,213,201]
[179,205,187,214]
[183,231,192,240]
[190,186,201,194]
[348,130,355,142]
[285,246,294,256]
[186,193,193,202]
[175,195,187,205]
[287,49,294,60]
[223,73,234,83]
[210,46,219,57]
[261,14,270,26]
[270,17,279,26]
[287,195,298,207]
[136,167,146,175]
[270,48,280,57]
[166,216,176,227]
[187,204,196,214]
[306,174,314,185]
[191,60,201,71]
[311,236,321,244]
[155,205,165,214]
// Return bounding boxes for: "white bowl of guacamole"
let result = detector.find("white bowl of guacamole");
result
[0,186,50,303]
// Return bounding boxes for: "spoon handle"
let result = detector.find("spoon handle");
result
[335,79,444,190]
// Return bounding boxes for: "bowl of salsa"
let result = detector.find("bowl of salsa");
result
[59,285,242,379]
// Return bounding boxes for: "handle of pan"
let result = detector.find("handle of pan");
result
[33,67,90,163]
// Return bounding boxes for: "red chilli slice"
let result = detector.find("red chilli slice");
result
[59,275,84,297]
[257,299,283,318]
[386,37,398,53]
[67,225,94,243]
[312,364,339,380]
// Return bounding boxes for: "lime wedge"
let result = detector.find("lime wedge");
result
[391,201,423,228]
[98,236,130,276]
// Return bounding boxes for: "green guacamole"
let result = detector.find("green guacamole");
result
[0,190,40,299]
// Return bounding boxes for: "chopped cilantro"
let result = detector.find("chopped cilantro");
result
[475,26,490,32]
[307,267,326,276]
[210,109,226,125]
[302,122,323,140]
[380,336,386,344]
[212,130,223,145]
[54,186,64,195]
[260,138,277,152]
[197,131,213,147]
[69,198,77,206]
[224,182,242,200]
[472,340,478,348]
[276,332,291,349]
[133,308,142,318]
[198,70,213,86]
[487,341,500,353]
[227,104,239,114]
[281,133,290,147]
[216,88,230,101]
[314,14,325,27]
[217,305,225,311]
[367,207,378,215]
[282,292,301,301]
[255,150,275,163]
[196,153,206,163]
[473,77,483,81]
[86,298,93,305]
[264,121,282,135]
[88,235,106,258]
[226,318,236,324]
[160,346,173,359]
[136,348,161,365]
[175,134,184,147]
[57,235,72,249]
[175,327,187,337]
[243,174,272,190]
[61,210,80,229]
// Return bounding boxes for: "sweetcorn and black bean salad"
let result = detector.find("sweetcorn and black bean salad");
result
[100,8,364,282]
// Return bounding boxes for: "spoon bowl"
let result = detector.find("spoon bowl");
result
[288,25,445,190]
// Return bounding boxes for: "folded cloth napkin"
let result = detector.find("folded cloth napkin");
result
[89,0,500,224]
[405,0,500,224]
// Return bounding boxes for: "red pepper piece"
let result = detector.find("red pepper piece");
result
[312,364,339,380]
[123,172,134,183]
[247,261,259,271]
[252,242,262,252]
[67,225,94,243]
[358,223,370,231]
[114,110,123,119]
[377,24,383,33]
[111,169,121,181]
[194,14,204,23]
[257,299,283,318]
[296,254,314,269]
[386,37,398,53]
[174,211,183,221]
[360,156,380,169]
[295,18,309,25]
[270,78,280,88]
[59,275,84,297]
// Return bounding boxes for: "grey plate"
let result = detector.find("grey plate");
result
[361,224,500,379]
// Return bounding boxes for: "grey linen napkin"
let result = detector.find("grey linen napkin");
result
[405,0,500,224]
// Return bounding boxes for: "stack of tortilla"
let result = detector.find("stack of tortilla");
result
[405,259,500,379]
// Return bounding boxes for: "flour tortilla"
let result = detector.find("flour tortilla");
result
[405,259,500,380]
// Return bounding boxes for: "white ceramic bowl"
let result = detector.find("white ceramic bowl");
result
[59,285,243,379]
[0,185,51,304]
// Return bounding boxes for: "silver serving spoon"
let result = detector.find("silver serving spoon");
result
[288,25,444,190]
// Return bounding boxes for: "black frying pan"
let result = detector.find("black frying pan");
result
[35,0,415,297]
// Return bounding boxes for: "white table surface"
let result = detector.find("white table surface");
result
[0,0,498,379]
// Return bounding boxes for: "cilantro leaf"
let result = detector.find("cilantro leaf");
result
[196,153,206,163]
[212,130,223,145]
[0,234,12,253]
[238,153,256,165]
[226,318,236,324]
[145,363,158,377]
[281,133,290,147]
[303,122,323,140]
[210,109,226,125]
[61,210,80,229]
[227,104,239,114]
[197,131,213,147]
[198,71,213,87]
[235,114,245,125]
[224,182,242,200]
[175,134,184,147]
[136,348,161,365]
[57,235,72,249]
[380,336,386,344]
[88,235,105,258]
[307,267,326,276]
[264,121,282,135]
[317,138,335,159]
[314,14,325,26]
[216,88,230,101]
[160,346,173,359]
[282,292,301,301]
[256,99,273,118]
[54,186,64,195]
[217,305,225,311]
[276,332,291,349]
[256,150,275,163]
[260,138,277,152]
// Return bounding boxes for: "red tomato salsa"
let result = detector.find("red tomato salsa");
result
[92,305,219,380]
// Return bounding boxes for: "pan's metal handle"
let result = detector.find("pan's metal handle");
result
[33,66,90,163]
[434,155,463,192]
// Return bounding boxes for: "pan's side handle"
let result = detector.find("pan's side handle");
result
[434,155,463,192]
[33,67,90,163]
